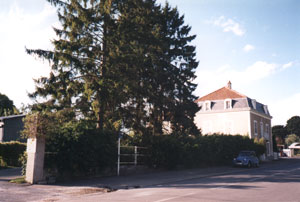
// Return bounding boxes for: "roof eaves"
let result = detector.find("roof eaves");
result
[0,114,26,121]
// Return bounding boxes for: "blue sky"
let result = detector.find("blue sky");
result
[0,0,299,125]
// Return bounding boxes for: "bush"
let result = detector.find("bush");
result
[44,127,117,177]
[22,112,118,178]
[285,134,300,147]
[0,141,26,167]
[139,134,266,169]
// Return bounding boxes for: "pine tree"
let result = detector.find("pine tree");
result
[27,0,199,136]
[160,4,199,135]
[27,0,121,130]
[115,1,199,136]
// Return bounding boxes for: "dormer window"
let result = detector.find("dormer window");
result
[204,101,211,111]
[263,105,269,115]
[224,99,232,109]
[252,99,256,109]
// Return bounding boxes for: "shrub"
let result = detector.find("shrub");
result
[285,134,300,147]
[44,127,117,177]
[0,141,26,167]
[141,134,266,169]
[22,112,118,178]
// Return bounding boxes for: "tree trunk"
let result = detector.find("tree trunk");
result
[96,106,104,130]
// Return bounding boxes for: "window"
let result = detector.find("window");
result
[205,101,211,111]
[263,105,269,114]
[265,124,269,134]
[224,99,232,109]
[252,99,257,109]
[254,120,258,135]
[266,141,270,156]
[260,122,264,137]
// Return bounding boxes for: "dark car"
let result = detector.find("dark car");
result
[233,151,259,168]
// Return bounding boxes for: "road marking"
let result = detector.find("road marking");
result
[153,192,196,202]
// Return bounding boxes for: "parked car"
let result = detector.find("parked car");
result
[233,151,259,168]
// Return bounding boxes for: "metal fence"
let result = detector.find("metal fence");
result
[117,144,148,176]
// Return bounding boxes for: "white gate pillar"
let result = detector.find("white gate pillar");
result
[25,137,45,184]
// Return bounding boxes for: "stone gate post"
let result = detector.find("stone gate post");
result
[25,137,45,184]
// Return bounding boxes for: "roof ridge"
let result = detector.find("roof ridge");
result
[195,87,226,102]
[195,86,247,102]
[226,87,247,98]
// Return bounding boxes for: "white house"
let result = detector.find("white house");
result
[194,81,273,157]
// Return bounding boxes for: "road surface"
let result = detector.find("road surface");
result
[1,158,300,202]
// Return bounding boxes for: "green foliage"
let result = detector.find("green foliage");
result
[285,134,300,147]
[131,134,266,169]
[286,116,300,137]
[272,135,278,152]
[22,111,117,177]
[19,152,27,176]
[26,0,199,136]
[0,93,19,116]
[9,177,26,184]
[272,125,288,144]
[45,127,117,177]
[0,141,26,167]
[116,1,199,136]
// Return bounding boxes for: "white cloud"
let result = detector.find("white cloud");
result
[269,93,300,125]
[243,44,255,52]
[0,2,57,108]
[194,61,281,97]
[209,16,245,36]
[282,61,293,70]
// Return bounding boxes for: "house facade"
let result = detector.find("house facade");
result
[194,82,273,157]
[0,114,25,142]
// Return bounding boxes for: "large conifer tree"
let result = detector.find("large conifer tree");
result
[27,0,199,135]
[115,1,199,135]
[27,0,120,130]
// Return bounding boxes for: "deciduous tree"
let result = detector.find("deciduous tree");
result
[0,93,18,116]
[286,116,300,137]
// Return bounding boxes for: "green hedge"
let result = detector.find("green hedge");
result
[0,141,26,167]
[143,134,266,169]
[44,128,117,177]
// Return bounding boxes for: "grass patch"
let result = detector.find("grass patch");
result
[9,177,26,184]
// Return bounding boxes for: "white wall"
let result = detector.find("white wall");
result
[194,110,250,136]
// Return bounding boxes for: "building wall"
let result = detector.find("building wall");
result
[194,110,250,136]
[1,117,25,142]
[249,112,271,139]
[249,111,273,156]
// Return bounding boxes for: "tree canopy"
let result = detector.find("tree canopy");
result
[0,93,18,116]
[285,134,300,147]
[272,125,288,144]
[286,116,300,137]
[26,0,199,136]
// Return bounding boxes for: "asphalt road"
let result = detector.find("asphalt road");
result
[68,158,300,202]
[1,158,300,202]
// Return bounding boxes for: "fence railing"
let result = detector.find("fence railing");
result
[119,146,147,165]
[117,143,148,176]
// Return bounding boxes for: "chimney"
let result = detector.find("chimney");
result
[227,81,232,89]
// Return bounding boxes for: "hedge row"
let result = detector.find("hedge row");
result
[0,141,26,167]
[142,134,266,169]
[44,128,117,177]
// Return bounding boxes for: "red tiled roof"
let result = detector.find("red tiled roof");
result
[195,86,246,102]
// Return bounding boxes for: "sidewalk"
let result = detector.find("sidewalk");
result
[0,167,22,180]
